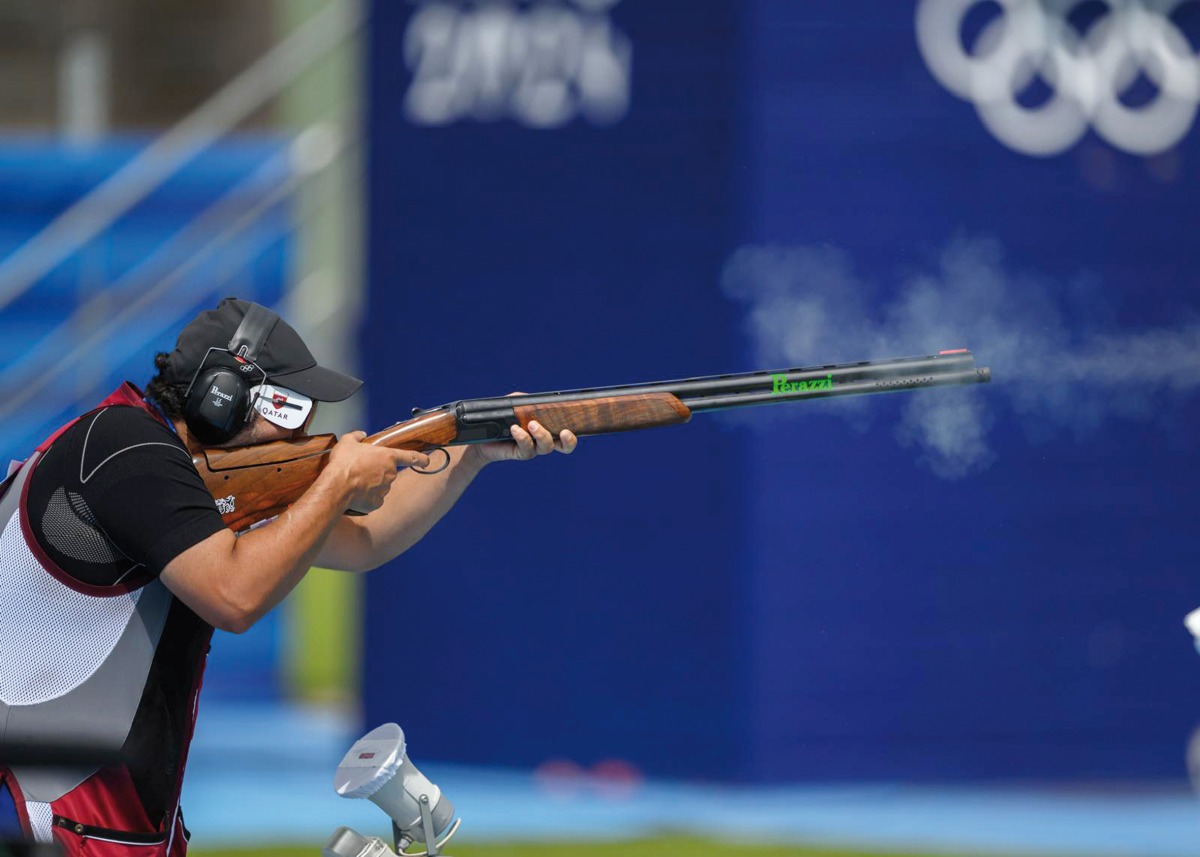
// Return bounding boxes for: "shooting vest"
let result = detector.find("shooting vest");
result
[0,384,210,857]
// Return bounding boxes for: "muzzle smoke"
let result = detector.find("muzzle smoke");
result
[720,236,1200,478]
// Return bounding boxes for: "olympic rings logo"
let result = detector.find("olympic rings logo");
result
[915,0,1200,156]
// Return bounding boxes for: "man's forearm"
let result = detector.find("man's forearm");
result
[318,445,489,572]
[162,462,359,634]
[227,466,355,622]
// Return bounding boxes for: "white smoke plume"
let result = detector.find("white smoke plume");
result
[720,236,1200,478]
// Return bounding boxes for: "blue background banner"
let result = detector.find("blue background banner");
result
[363,0,745,780]
[364,0,1200,781]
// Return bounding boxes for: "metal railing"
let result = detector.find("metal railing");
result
[0,0,362,313]
[0,127,356,430]
[0,0,365,463]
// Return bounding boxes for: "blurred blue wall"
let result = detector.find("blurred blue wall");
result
[363,0,745,779]
[364,0,1200,781]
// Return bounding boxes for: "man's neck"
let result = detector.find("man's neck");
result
[172,419,206,458]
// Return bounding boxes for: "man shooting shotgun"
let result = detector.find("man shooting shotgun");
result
[0,299,578,857]
[0,296,990,854]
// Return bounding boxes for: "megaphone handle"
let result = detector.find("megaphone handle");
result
[418,796,438,857]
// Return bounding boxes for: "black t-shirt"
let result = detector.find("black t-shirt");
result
[26,404,226,586]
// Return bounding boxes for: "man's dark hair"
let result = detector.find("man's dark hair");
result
[144,352,189,420]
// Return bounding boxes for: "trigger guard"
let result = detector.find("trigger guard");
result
[410,446,451,476]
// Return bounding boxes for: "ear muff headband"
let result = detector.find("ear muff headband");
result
[183,304,280,445]
[227,302,278,363]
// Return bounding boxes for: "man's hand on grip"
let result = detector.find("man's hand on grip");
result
[329,430,430,514]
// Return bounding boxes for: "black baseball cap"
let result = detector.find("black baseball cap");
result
[164,297,363,402]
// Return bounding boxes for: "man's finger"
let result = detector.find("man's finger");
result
[393,449,432,469]
[510,424,536,459]
[528,421,555,455]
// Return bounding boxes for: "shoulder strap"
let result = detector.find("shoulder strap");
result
[33,383,160,457]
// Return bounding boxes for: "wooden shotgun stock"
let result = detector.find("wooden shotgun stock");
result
[196,350,991,533]
[197,393,691,533]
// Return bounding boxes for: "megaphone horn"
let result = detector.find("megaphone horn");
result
[333,723,460,856]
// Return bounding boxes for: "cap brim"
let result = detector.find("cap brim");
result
[269,363,363,403]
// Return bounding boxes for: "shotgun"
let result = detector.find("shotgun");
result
[197,349,991,532]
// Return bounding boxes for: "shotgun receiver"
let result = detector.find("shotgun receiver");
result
[197,349,991,532]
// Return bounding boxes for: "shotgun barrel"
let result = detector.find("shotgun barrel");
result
[413,350,990,442]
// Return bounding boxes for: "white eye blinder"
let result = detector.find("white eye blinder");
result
[249,383,313,429]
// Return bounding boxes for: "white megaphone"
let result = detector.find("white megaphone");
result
[326,723,461,857]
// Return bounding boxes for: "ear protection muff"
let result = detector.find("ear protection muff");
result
[183,303,280,445]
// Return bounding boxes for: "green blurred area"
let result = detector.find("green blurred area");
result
[191,840,946,857]
[274,0,365,706]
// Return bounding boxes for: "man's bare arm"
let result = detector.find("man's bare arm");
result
[161,433,427,633]
[316,420,577,573]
